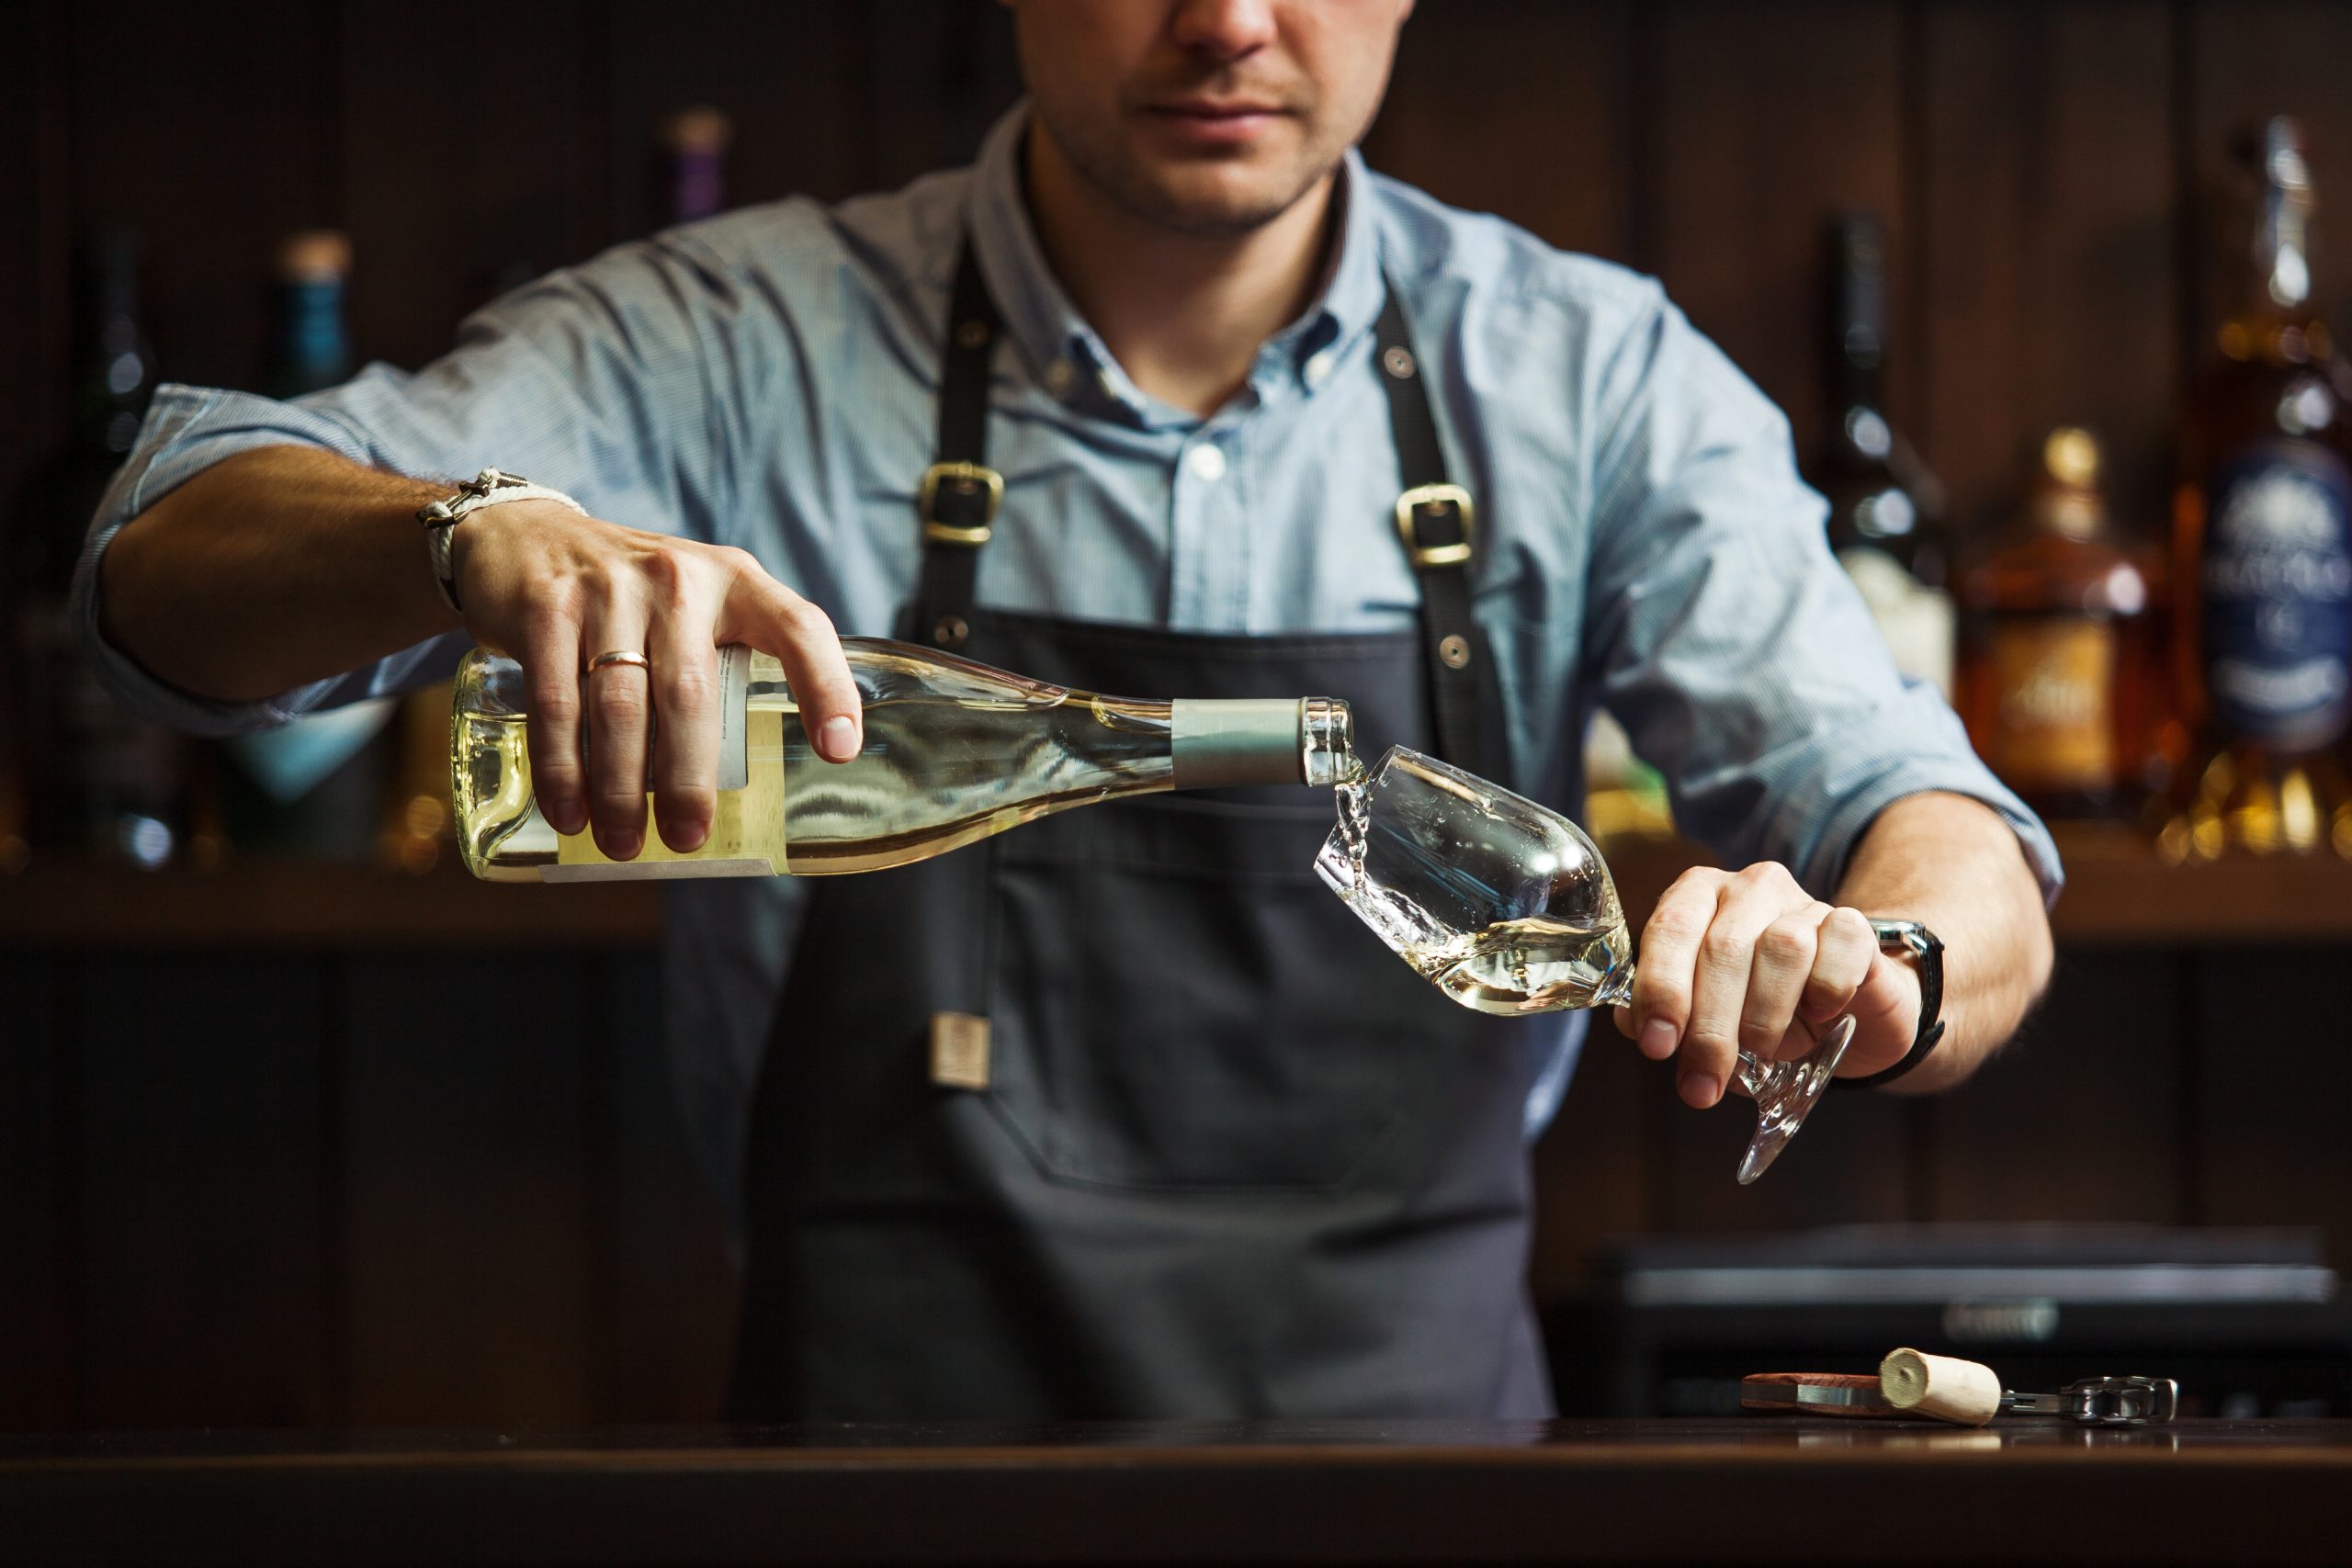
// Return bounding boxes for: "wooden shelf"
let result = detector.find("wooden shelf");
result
[2,823,2347,949]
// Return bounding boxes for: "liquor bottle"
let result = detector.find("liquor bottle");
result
[453,640,1355,882]
[1956,429,2156,819]
[2165,118,2352,860]
[219,231,397,857]
[1815,213,1955,694]
[658,106,731,226]
[3,231,188,867]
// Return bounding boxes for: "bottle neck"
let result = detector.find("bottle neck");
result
[1170,698,1353,790]
[272,277,352,395]
[666,149,725,225]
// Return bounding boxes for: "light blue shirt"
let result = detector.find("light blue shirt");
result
[79,106,2061,1202]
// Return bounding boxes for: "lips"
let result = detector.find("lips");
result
[1143,98,1291,145]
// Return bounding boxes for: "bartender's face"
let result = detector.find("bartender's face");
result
[1006,0,1415,236]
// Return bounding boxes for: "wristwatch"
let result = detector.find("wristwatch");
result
[1833,919,1946,1090]
[416,468,582,614]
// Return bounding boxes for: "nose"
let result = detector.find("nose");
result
[1168,0,1278,61]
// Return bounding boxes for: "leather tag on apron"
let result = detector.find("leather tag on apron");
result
[929,1012,992,1090]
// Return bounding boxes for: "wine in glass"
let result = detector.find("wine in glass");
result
[1315,745,1855,1184]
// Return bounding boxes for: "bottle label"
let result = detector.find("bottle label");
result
[1984,618,2115,791]
[1838,547,1956,696]
[2200,441,2352,750]
[546,646,776,880]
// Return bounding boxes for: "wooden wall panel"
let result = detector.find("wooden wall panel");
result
[1364,0,1632,262]
[338,3,609,376]
[0,955,61,1429]
[1924,947,2190,1224]
[72,955,331,1427]
[0,2,61,513]
[340,954,601,1425]
[60,0,335,393]
[1645,0,1910,462]
[2193,945,2352,1278]
[600,953,737,1421]
[1915,0,2181,542]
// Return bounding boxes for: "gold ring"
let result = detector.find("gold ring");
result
[585,649,650,675]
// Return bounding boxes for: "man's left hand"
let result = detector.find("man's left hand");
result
[1610,863,1922,1108]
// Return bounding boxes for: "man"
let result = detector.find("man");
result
[84,0,2056,1419]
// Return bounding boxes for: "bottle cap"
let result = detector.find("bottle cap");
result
[2031,426,2104,539]
[276,230,352,283]
[662,106,734,155]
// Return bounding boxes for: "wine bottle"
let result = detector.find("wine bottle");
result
[1816,213,1954,694]
[658,106,731,227]
[3,230,190,867]
[453,639,1356,882]
[220,230,398,858]
[1956,429,2158,820]
[2164,118,2352,860]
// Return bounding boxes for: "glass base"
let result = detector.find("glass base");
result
[1734,1014,1857,1186]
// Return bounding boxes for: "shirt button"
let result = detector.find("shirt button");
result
[1304,349,1336,387]
[1044,358,1077,397]
[1186,444,1227,483]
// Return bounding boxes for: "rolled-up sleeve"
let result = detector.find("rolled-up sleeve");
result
[1581,291,2063,907]
[74,230,746,737]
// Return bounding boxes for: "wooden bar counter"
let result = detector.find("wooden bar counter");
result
[6,1418,2349,1565]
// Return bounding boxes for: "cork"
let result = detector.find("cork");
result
[1878,1347,2003,1427]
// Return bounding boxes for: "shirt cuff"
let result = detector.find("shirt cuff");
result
[69,383,441,737]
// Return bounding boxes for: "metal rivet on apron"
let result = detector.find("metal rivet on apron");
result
[1438,634,1472,669]
[954,319,990,351]
[1382,344,1417,379]
[933,614,971,649]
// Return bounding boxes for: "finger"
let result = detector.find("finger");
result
[1681,865,1808,1107]
[1837,948,1925,1079]
[716,557,861,763]
[1628,869,1726,1066]
[1742,901,1829,1065]
[1802,906,1879,1028]
[580,599,653,860]
[646,613,720,854]
[522,609,586,837]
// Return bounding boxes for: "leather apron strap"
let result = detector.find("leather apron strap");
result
[910,240,1499,776]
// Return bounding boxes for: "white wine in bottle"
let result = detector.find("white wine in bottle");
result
[452,638,1356,882]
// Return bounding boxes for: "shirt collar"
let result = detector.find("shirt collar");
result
[964,103,1389,418]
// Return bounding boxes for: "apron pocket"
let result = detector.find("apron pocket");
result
[982,792,1442,1193]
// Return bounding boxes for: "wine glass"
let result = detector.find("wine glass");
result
[1314,745,1855,1184]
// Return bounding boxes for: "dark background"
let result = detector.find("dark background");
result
[6,0,2352,1432]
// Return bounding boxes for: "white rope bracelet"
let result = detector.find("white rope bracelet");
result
[417,468,586,615]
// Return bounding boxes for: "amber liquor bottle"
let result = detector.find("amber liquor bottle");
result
[1957,430,2155,819]
[1815,214,1954,694]
[2165,118,2352,860]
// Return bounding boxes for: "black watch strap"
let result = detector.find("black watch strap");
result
[1834,919,1946,1090]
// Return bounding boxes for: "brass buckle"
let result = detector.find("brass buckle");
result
[1395,483,1475,568]
[919,461,1003,546]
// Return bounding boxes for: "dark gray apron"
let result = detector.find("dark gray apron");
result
[729,243,1553,1421]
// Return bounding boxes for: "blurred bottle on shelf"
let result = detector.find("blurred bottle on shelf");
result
[378,680,458,874]
[1815,212,1954,696]
[659,106,732,226]
[2162,118,2352,861]
[1956,429,2158,820]
[3,230,196,869]
[216,231,397,859]
[1581,711,1674,842]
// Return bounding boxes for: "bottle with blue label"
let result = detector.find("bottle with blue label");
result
[2166,117,2352,860]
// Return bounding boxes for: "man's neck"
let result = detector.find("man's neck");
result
[1024,128,1338,418]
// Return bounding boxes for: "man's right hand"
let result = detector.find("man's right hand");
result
[452,502,863,861]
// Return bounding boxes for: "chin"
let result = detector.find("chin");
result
[1126,165,1317,236]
